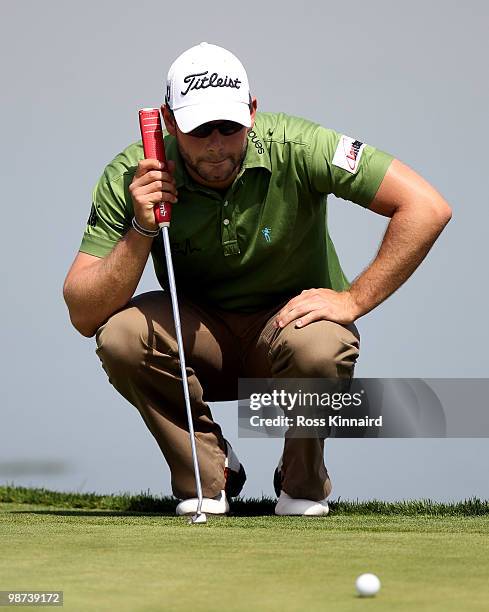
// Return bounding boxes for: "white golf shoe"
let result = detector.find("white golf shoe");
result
[275,491,330,516]
[175,440,245,517]
[273,459,329,516]
[176,489,229,516]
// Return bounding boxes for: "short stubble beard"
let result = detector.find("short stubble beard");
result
[176,133,248,187]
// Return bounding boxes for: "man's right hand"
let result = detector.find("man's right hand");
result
[129,158,178,231]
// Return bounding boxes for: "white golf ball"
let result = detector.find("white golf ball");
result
[355,573,381,597]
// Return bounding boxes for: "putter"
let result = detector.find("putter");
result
[139,108,206,525]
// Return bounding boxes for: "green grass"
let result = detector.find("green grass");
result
[1,486,489,611]
[2,484,489,515]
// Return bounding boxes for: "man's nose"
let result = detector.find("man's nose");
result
[206,129,224,149]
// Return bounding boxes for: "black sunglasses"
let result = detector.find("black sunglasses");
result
[188,120,245,138]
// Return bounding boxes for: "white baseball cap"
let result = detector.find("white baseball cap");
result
[165,42,252,133]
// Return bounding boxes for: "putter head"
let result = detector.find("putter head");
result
[189,512,207,525]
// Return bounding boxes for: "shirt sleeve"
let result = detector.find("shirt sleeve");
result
[79,169,132,258]
[308,126,394,207]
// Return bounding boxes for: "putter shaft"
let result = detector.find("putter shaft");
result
[162,227,205,517]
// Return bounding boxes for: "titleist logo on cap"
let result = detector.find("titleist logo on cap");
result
[181,71,242,96]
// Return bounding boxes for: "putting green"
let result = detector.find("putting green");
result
[1,501,489,611]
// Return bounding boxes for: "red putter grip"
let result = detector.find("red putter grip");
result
[138,108,172,226]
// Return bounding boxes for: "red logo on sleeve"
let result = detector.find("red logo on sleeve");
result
[343,139,364,171]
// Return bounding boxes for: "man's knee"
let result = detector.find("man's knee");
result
[95,306,148,374]
[270,319,360,377]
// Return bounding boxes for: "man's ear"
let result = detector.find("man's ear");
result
[161,105,177,136]
[249,96,258,130]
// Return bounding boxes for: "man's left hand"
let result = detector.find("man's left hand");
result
[274,289,360,329]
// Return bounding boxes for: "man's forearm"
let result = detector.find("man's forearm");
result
[64,229,155,336]
[348,204,451,319]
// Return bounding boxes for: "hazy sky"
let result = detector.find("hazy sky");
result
[1,0,488,501]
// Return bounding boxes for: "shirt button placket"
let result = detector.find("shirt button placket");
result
[221,200,240,256]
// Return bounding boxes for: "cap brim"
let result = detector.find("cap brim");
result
[173,102,252,133]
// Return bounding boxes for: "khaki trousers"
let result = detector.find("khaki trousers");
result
[95,291,360,501]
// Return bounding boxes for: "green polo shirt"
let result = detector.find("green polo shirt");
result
[80,112,393,312]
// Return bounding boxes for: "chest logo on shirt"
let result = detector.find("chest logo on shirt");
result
[332,135,366,174]
[262,226,272,243]
[171,239,202,256]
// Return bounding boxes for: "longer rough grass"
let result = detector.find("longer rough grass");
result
[2,484,489,516]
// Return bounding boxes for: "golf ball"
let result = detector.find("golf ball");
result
[355,573,381,597]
